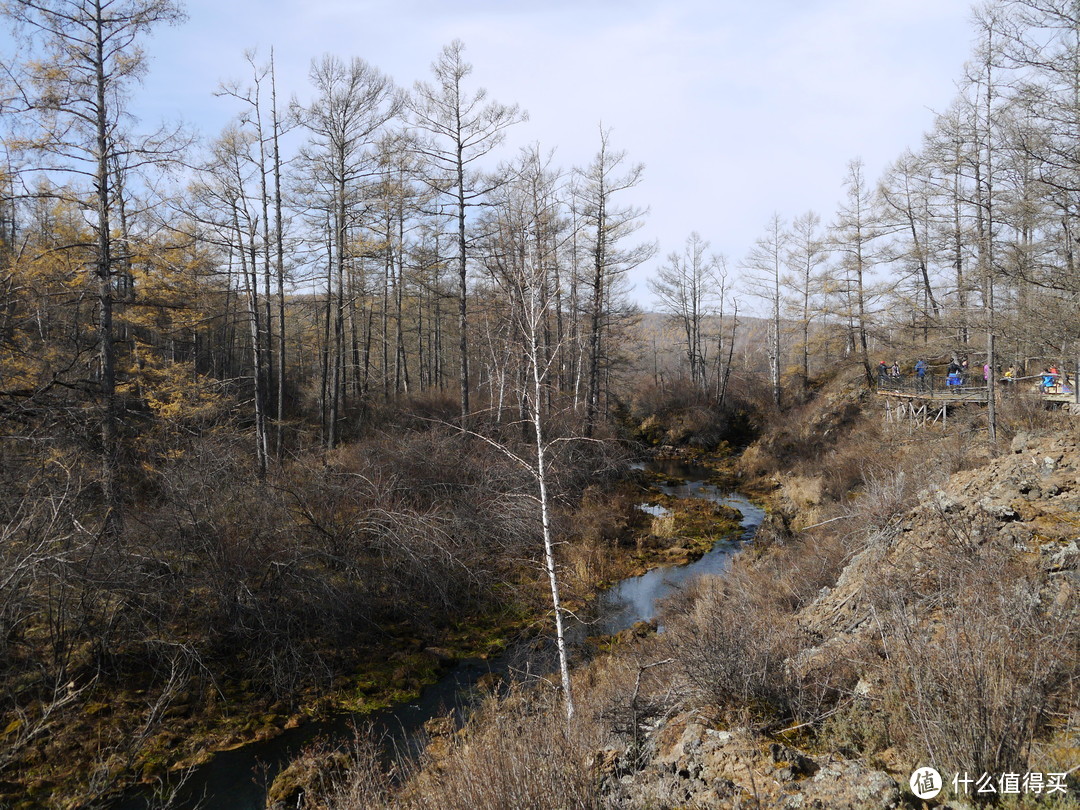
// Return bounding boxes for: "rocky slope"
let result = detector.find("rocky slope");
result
[801,428,1078,639]
[596,714,902,809]
[595,425,1079,809]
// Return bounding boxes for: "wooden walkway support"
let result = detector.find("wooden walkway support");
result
[883,396,948,427]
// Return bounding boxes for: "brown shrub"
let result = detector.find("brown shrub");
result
[321,687,606,810]
[662,524,856,727]
[872,532,1078,780]
[997,387,1072,434]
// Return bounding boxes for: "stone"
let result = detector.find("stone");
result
[978,497,1018,521]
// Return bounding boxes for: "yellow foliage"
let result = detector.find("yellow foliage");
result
[121,353,227,425]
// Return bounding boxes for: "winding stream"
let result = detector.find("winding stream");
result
[115,459,763,810]
[593,460,765,635]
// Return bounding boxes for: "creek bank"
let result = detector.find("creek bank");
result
[567,422,1080,809]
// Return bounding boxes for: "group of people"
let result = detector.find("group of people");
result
[944,358,973,386]
[875,357,1073,395]
[876,357,974,386]
[877,359,937,388]
[876,360,902,379]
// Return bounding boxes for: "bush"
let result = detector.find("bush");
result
[662,524,856,726]
[322,688,606,810]
[872,531,1078,780]
[618,381,760,450]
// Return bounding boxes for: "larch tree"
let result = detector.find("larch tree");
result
[218,47,293,458]
[831,159,880,387]
[575,128,653,436]
[1002,0,1080,390]
[878,150,942,343]
[956,1,1010,442]
[2,0,186,535]
[649,231,725,392]
[187,124,271,474]
[406,39,525,422]
[741,213,788,408]
[783,210,828,394]
[923,103,977,347]
[294,54,399,448]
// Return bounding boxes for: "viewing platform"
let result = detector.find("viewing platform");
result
[877,375,989,402]
[876,373,1080,423]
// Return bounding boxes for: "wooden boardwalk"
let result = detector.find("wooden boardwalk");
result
[876,375,1080,421]
[878,387,988,403]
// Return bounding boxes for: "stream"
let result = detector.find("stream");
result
[114,459,763,810]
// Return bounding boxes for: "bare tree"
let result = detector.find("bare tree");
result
[741,213,788,407]
[649,232,726,392]
[218,48,295,458]
[783,211,828,394]
[831,160,881,386]
[407,39,525,422]
[294,54,400,448]
[575,128,654,435]
[479,149,577,719]
[878,150,942,342]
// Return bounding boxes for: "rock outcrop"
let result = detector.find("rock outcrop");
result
[800,428,1079,642]
[600,713,901,809]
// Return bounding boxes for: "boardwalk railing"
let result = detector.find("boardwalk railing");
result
[877,373,1078,403]
[876,373,989,401]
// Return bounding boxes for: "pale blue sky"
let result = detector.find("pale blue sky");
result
[138,0,977,300]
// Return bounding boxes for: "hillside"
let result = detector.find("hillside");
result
[608,424,1079,809]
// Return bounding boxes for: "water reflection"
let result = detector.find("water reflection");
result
[592,461,764,635]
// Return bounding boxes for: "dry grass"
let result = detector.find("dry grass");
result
[661,522,857,727]
[305,639,686,810]
[314,687,615,810]
[870,531,1079,781]
[649,511,676,538]
[559,483,642,595]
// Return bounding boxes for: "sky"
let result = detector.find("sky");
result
[137,0,980,304]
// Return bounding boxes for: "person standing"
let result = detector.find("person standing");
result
[1041,368,1055,394]
[915,358,927,390]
